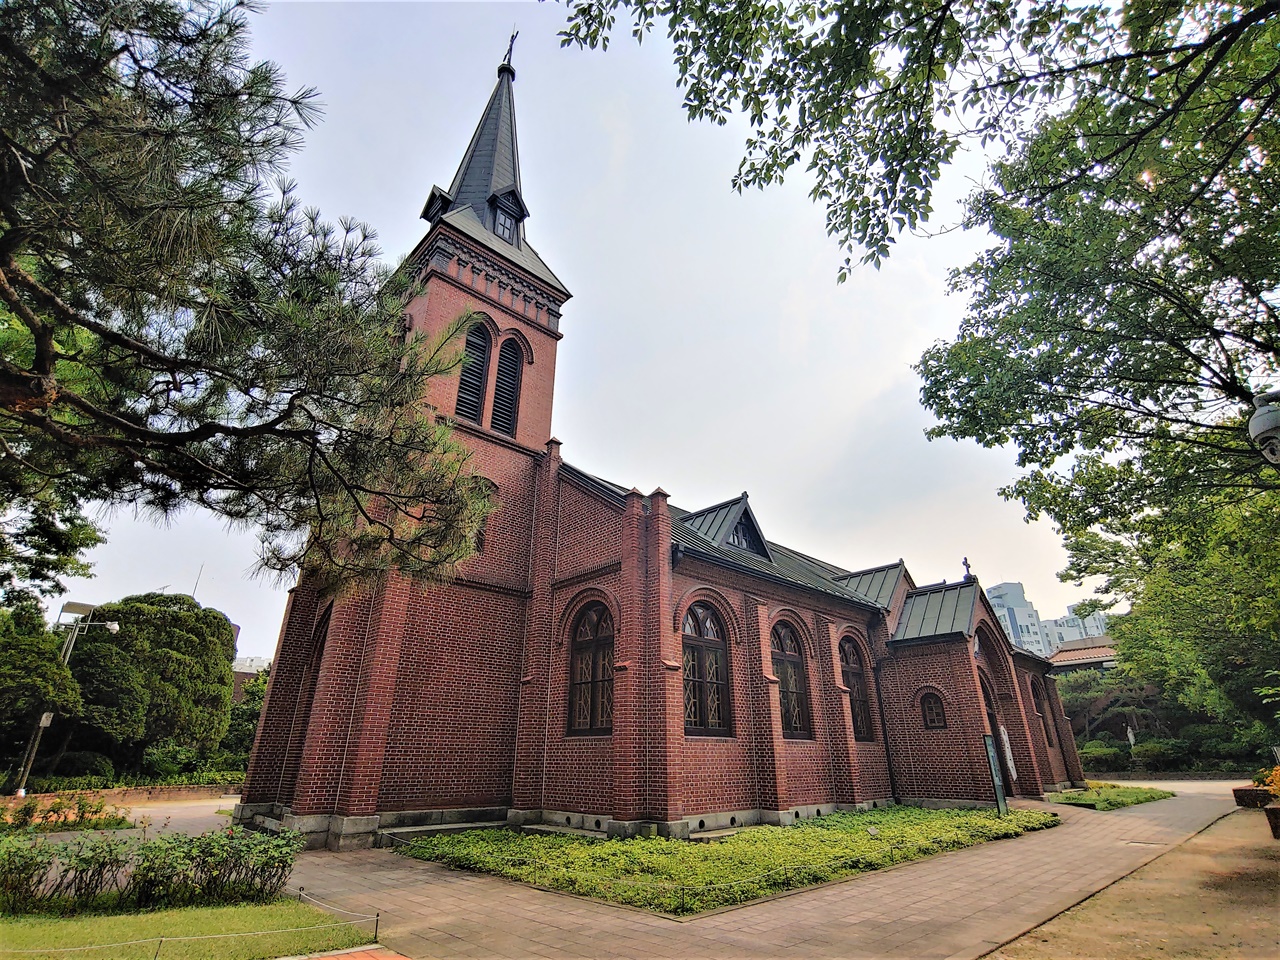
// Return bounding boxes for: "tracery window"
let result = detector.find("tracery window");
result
[682,602,730,736]
[839,638,874,742]
[770,621,811,737]
[454,323,491,423]
[569,602,613,735]
[921,692,947,729]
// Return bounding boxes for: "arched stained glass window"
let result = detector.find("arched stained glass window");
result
[683,602,730,736]
[770,621,811,737]
[839,638,874,742]
[921,692,947,729]
[454,323,491,423]
[569,602,613,735]
[489,339,523,437]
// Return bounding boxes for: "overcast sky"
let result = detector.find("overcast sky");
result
[51,0,1102,657]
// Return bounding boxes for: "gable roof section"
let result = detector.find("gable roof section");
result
[557,463,883,611]
[835,561,906,608]
[892,580,980,643]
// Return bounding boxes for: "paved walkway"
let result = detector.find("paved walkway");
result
[286,781,1238,960]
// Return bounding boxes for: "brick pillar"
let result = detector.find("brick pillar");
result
[240,579,320,810]
[286,586,378,825]
[1046,676,1085,783]
[611,488,646,823]
[818,618,857,805]
[511,440,561,814]
[747,597,788,822]
[328,572,413,824]
[644,488,683,824]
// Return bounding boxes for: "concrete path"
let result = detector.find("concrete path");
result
[286,780,1238,960]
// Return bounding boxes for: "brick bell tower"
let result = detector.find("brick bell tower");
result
[238,52,571,850]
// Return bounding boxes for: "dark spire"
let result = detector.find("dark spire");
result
[419,44,570,300]
[422,52,526,235]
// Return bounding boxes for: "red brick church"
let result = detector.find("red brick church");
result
[237,58,1084,850]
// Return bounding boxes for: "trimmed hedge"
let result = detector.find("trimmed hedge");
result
[0,827,303,915]
[2,770,245,795]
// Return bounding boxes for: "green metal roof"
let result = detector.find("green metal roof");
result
[892,581,979,642]
[835,561,905,608]
[556,464,882,610]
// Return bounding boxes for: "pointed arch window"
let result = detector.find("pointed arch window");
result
[771,621,811,738]
[839,638,874,742]
[683,602,730,736]
[455,323,491,423]
[921,692,947,729]
[490,339,523,437]
[569,602,613,735]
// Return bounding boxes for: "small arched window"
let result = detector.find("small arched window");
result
[569,602,613,735]
[839,638,874,742]
[1031,677,1055,746]
[921,692,947,730]
[490,339,523,437]
[683,602,730,736]
[770,621,811,738]
[454,323,491,423]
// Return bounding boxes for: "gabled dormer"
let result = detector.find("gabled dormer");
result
[679,492,774,562]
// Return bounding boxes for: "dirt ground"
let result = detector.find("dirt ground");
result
[989,808,1279,960]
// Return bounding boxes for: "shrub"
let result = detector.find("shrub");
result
[52,834,132,907]
[1078,744,1127,771]
[0,828,305,915]
[0,835,55,913]
[1,795,132,834]
[3,768,245,795]
[53,751,115,779]
[1130,738,1190,771]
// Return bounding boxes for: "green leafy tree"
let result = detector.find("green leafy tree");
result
[562,1,1280,271]
[0,595,80,762]
[60,593,237,773]
[222,669,267,758]
[0,0,490,589]
[1069,492,1280,729]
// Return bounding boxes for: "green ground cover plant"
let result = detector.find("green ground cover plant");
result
[399,806,1060,915]
[1,796,132,835]
[1045,782,1176,811]
[0,900,374,960]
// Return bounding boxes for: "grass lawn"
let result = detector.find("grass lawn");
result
[0,900,375,960]
[399,806,1060,915]
[1045,782,1175,811]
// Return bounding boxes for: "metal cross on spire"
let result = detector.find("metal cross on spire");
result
[503,28,519,66]
[962,556,972,579]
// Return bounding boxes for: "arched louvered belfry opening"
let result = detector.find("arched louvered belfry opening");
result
[490,338,523,437]
[454,323,492,423]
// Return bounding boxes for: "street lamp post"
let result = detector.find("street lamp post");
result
[13,612,119,797]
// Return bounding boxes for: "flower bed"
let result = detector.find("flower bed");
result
[1046,783,1175,811]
